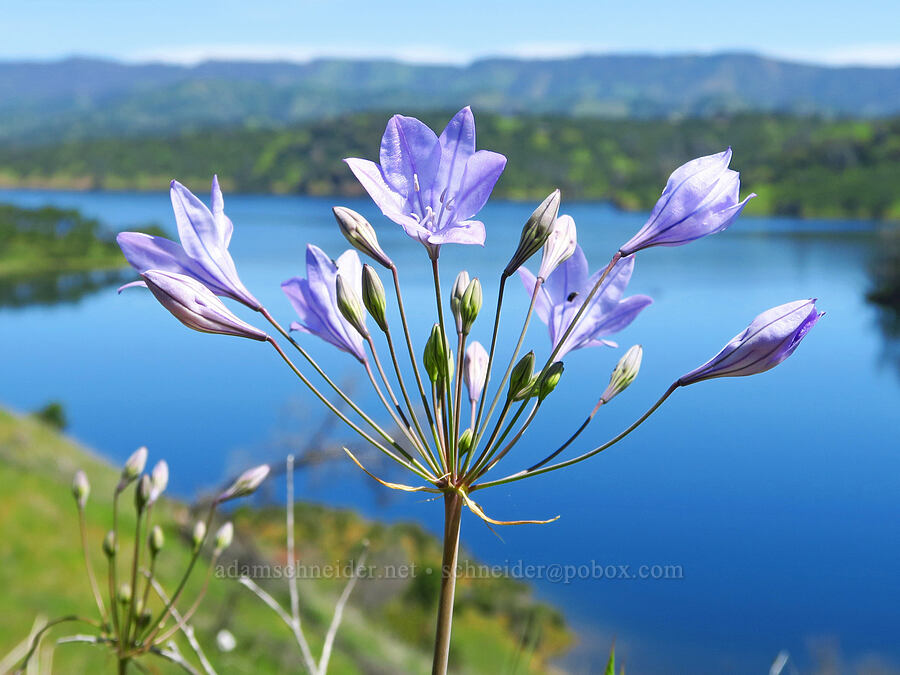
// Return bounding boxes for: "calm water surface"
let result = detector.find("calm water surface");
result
[1,189,898,674]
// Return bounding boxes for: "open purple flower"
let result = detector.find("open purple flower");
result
[281,245,367,362]
[619,149,755,256]
[122,270,268,341]
[117,177,260,310]
[519,246,652,358]
[344,107,507,253]
[678,299,822,385]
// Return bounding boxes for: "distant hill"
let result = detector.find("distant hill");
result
[1,53,899,142]
[1,112,897,221]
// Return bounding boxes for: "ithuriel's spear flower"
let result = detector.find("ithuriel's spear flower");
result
[118,177,260,309]
[122,270,268,341]
[678,299,822,385]
[519,245,652,358]
[345,107,507,253]
[281,245,367,362]
[619,149,755,256]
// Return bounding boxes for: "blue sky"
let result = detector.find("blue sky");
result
[2,0,899,66]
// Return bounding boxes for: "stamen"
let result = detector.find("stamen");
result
[567,292,579,302]
[413,173,420,192]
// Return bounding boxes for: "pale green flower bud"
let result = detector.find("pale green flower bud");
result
[103,530,117,558]
[537,361,565,400]
[601,345,643,404]
[218,465,270,502]
[423,324,453,386]
[192,521,207,552]
[135,474,152,513]
[149,525,164,556]
[136,608,152,630]
[361,264,388,333]
[214,522,233,554]
[504,190,561,277]
[120,446,147,487]
[458,428,475,456]
[333,206,393,268]
[450,271,470,332]
[336,274,369,338]
[508,352,536,401]
[149,460,168,505]
[118,583,132,605]
[72,470,90,509]
[460,277,482,334]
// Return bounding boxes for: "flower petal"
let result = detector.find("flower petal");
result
[436,107,476,198]
[344,158,409,216]
[379,114,441,205]
[427,219,486,246]
[448,150,507,222]
[517,267,552,324]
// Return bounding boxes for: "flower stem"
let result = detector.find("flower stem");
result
[473,383,678,490]
[77,506,107,621]
[431,492,463,675]
[390,264,437,431]
[473,276,507,435]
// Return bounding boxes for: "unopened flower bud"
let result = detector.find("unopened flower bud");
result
[504,190,561,277]
[601,345,643,403]
[132,271,268,341]
[460,278,482,334]
[336,274,369,338]
[508,352,536,401]
[361,264,388,332]
[537,361,565,400]
[72,470,90,509]
[136,608,152,630]
[192,521,207,552]
[103,530,117,558]
[217,629,237,653]
[538,214,577,279]
[464,341,489,404]
[450,271,470,332]
[118,583,132,605]
[214,522,233,554]
[333,206,393,268]
[149,460,168,505]
[423,324,453,385]
[135,474,152,513]
[149,525,164,556]
[120,446,147,486]
[458,428,474,456]
[218,464,270,502]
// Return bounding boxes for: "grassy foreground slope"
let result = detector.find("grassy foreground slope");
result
[0,408,570,674]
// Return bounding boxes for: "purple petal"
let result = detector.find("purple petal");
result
[344,158,410,216]
[169,180,259,308]
[436,107,476,197]
[427,219,486,246]
[543,245,590,305]
[447,150,507,222]
[210,175,234,247]
[590,294,653,336]
[379,115,441,205]
[517,267,552,324]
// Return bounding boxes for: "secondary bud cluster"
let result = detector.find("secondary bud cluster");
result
[424,324,454,386]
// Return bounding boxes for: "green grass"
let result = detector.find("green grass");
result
[0,409,571,674]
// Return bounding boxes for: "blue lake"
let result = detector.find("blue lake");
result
[1,188,898,674]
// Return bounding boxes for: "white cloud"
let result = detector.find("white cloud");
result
[770,44,900,67]
[126,42,900,68]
